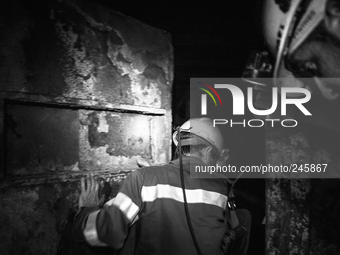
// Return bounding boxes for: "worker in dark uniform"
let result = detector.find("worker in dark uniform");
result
[73,118,235,255]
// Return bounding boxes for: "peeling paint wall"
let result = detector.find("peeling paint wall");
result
[0,0,173,254]
[265,124,340,255]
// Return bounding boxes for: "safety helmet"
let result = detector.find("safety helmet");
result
[263,0,327,88]
[172,118,224,155]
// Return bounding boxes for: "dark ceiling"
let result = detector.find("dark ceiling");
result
[95,0,265,78]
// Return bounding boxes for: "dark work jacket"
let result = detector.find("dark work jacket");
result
[73,156,229,255]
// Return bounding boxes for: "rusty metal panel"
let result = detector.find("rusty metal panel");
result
[79,110,154,171]
[265,127,312,255]
[265,124,340,254]
[4,103,168,176]
[0,0,173,254]
[0,0,173,111]
[5,102,79,175]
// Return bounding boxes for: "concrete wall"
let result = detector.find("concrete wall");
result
[0,0,173,254]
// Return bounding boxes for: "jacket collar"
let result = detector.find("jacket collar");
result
[170,156,206,169]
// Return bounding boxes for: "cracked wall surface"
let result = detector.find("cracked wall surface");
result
[0,0,173,254]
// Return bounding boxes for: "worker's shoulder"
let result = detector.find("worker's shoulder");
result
[136,163,175,175]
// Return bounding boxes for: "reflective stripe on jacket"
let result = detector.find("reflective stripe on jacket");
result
[73,156,229,255]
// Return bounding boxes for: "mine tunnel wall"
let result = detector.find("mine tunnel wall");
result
[0,0,173,254]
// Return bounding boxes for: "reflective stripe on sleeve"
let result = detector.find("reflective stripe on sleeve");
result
[83,210,108,246]
[111,192,140,223]
[141,184,228,209]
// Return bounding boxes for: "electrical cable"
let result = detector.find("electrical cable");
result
[177,127,203,255]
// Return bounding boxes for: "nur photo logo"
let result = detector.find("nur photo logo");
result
[197,82,222,115]
[193,78,312,128]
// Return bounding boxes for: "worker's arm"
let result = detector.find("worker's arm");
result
[73,172,143,250]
